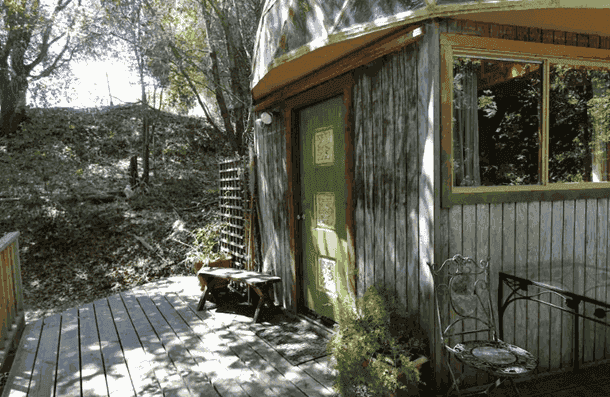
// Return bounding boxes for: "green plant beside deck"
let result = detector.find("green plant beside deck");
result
[327,286,429,397]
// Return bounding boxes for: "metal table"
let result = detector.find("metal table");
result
[498,272,610,371]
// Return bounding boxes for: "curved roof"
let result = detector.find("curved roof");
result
[251,0,610,101]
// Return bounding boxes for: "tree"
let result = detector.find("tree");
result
[0,0,101,137]
[100,0,164,184]
[150,0,262,155]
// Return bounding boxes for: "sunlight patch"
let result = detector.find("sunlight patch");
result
[86,163,111,177]
[172,219,186,232]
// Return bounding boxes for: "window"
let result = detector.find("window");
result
[549,64,610,183]
[441,34,610,206]
[453,57,542,187]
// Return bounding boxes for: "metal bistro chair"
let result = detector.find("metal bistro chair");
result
[429,255,537,396]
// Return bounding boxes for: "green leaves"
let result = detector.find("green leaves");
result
[328,286,428,396]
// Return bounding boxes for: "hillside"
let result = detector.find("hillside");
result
[0,104,237,322]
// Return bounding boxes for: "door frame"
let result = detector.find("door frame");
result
[285,73,356,315]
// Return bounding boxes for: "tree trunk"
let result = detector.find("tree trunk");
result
[130,155,139,187]
[136,4,150,186]
[142,118,149,185]
[199,0,240,154]
[0,75,28,137]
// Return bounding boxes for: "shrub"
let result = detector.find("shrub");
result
[186,221,228,269]
[327,286,428,397]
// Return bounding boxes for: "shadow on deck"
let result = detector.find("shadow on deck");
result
[2,276,337,397]
[4,275,610,397]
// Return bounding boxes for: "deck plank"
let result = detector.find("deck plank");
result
[145,293,282,397]
[162,293,265,397]
[55,308,80,396]
[93,299,136,397]
[3,319,43,397]
[146,290,275,397]
[173,291,332,397]
[79,304,108,397]
[165,294,304,397]
[297,357,337,392]
[106,294,162,397]
[228,321,335,397]
[119,292,191,397]
[131,288,219,397]
[169,293,335,397]
[29,313,61,397]
[216,323,308,397]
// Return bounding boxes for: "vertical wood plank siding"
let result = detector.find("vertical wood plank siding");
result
[436,20,610,385]
[254,18,610,393]
[254,111,293,311]
[352,43,420,313]
[352,20,438,382]
[440,199,610,376]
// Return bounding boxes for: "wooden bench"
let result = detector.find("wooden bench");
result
[196,267,282,323]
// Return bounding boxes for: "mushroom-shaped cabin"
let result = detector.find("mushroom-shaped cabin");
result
[251,0,610,387]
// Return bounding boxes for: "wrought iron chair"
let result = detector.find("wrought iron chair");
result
[429,255,537,396]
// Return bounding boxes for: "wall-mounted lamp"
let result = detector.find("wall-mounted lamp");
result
[260,112,273,125]
[255,111,274,128]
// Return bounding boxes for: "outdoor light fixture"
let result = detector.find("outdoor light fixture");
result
[260,112,273,125]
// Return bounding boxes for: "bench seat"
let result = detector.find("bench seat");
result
[196,267,282,323]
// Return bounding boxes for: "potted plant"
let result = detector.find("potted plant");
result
[327,286,429,397]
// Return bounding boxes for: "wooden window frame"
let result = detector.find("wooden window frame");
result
[441,33,610,207]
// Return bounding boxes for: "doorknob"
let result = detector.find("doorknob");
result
[297,214,305,220]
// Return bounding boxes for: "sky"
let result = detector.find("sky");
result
[44,58,205,117]
[55,59,144,108]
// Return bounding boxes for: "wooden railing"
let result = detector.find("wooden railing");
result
[0,232,25,366]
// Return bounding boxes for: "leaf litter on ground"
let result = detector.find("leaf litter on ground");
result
[0,104,237,324]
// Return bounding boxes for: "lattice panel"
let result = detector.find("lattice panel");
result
[219,157,249,268]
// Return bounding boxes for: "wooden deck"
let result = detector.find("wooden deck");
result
[5,275,610,397]
[2,276,338,397]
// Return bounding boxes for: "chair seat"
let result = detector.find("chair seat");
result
[452,340,538,378]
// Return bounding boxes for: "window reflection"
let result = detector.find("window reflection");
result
[453,57,542,187]
[549,64,610,183]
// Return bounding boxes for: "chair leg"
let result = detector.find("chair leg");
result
[509,378,520,396]
[482,378,503,395]
[446,370,467,396]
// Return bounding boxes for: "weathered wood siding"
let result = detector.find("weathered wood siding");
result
[254,112,294,312]
[437,19,610,382]
[353,44,419,311]
[440,200,610,376]
[352,21,439,349]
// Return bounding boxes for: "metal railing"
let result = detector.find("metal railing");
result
[498,272,610,372]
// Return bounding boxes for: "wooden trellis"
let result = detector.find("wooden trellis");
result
[219,157,251,269]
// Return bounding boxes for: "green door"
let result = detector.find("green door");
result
[299,96,348,321]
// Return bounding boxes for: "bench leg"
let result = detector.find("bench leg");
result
[252,284,276,323]
[253,293,265,323]
[197,285,210,311]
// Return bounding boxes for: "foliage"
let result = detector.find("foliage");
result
[455,57,610,186]
[186,220,229,268]
[0,0,106,136]
[549,64,610,183]
[0,105,235,323]
[327,286,428,397]
[147,0,262,155]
